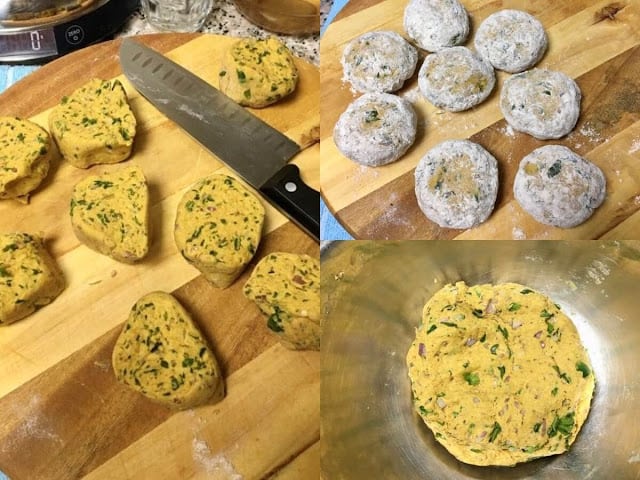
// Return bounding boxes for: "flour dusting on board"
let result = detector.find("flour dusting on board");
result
[0,394,62,454]
[629,138,640,154]
[192,438,243,479]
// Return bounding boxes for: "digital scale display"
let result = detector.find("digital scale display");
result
[0,29,58,59]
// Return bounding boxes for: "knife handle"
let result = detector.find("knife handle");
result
[261,164,320,242]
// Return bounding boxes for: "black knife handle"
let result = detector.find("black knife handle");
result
[260,164,320,242]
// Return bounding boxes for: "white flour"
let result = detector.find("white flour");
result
[192,438,244,480]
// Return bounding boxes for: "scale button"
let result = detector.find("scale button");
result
[65,25,85,45]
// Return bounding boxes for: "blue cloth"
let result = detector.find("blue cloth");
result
[320,0,354,240]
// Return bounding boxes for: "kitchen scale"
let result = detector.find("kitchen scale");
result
[0,0,139,63]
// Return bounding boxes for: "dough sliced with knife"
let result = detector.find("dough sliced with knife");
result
[218,37,299,108]
[112,291,224,410]
[70,164,149,263]
[49,78,136,168]
[0,117,53,202]
[174,174,265,288]
[0,232,65,325]
[243,252,320,350]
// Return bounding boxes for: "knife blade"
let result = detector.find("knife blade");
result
[118,38,319,241]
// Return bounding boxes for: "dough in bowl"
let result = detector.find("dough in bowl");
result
[407,281,595,466]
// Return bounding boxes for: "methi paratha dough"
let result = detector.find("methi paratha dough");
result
[414,140,498,229]
[513,145,606,228]
[407,281,595,466]
[403,0,469,52]
[501,69,581,139]
[341,30,418,94]
[418,47,495,112]
[474,10,547,73]
[333,93,417,167]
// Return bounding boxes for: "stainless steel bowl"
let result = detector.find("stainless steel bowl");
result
[321,241,640,479]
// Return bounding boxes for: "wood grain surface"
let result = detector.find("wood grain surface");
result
[320,0,640,239]
[0,34,319,480]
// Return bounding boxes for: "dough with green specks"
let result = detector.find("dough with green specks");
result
[0,117,53,202]
[70,164,149,263]
[407,281,595,466]
[218,37,299,108]
[112,291,224,410]
[174,174,264,288]
[49,78,136,168]
[243,252,320,350]
[0,233,65,325]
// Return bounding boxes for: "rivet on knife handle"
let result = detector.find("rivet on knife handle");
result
[261,164,320,242]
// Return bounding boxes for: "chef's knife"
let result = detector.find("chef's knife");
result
[119,38,319,241]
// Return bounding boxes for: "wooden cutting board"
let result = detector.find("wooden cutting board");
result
[0,34,319,480]
[320,0,640,239]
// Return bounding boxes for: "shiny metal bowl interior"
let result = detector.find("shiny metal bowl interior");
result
[321,241,640,480]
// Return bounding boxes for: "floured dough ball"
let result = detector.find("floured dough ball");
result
[244,252,320,350]
[174,174,265,288]
[218,37,299,108]
[112,291,224,410]
[70,164,149,263]
[513,145,606,228]
[0,117,53,202]
[418,47,495,112]
[475,10,547,73]
[0,233,65,325]
[333,93,417,167]
[49,78,136,168]
[341,30,418,94]
[407,281,595,466]
[415,140,499,229]
[403,0,469,52]
[501,69,581,139]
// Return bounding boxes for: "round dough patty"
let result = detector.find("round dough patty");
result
[501,69,581,139]
[414,140,498,229]
[418,47,495,112]
[333,93,417,167]
[475,9,547,73]
[513,145,606,228]
[407,281,595,466]
[218,37,298,108]
[403,0,469,52]
[341,30,418,94]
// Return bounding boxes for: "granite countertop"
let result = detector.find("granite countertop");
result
[122,0,324,66]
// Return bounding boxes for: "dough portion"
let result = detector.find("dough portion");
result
[0,233,65,325]
[418,47,495,112]
[407,282,595,466]
[49,78,136,168]
[218,37,299,108]
[243,252,320,350]
[341,30,418,94]
[403,0,469,52]
[174,174,264,288]
[112,291,224,410]
[501,69,581,139]
[475,10,547,73]
[333,93,417,167]
[0,117,52,202]
[513,145,606,228]
[414,140,498,229]
[70,164,149,263]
